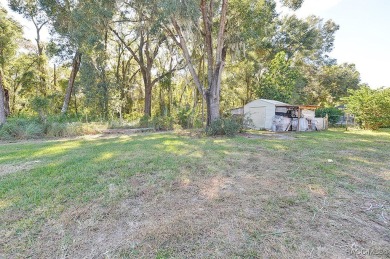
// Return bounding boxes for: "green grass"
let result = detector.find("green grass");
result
[0,129,389,258]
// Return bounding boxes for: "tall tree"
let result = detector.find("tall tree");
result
[9,0,49,96]
[110,1,182,117]
[256,51,301,103]
[161,0,228,125]
[40,0,115,115]
[0,8,23,125]
[161,0,303,125]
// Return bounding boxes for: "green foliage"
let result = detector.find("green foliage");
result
[150,116,174,131]
[177,106,193,128]
[205,117,242,137]
[1,0,364,130]
[0,116,106,140]
[304,63,361,105]
[139,115,151,128]
[282,0,304,10]
[315,107,343,125]
[344,87,390,130]
[257,51,300,103]
[31,96,49,120]
[0,8,23,66]
[139,115,174,131]
[0,117,44,139]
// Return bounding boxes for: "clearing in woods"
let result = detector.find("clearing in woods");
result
[0,129,389,258]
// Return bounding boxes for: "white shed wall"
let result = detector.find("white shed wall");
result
[244,99,277,129]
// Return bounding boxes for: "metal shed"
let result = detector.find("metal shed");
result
[231,99,326,131]
[243,99,290,130]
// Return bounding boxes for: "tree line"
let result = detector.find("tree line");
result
[0,0,365,127]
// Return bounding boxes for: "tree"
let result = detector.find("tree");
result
[273,15,339,64]
[7,53,39,114]
[110,1,181,117]
[345,86,390,130]
[256,51,300,103]
[40,0,115,116]
[0,8,23,125]
[161,0,303,125]
[9,0,49,96]
[303,63,361,105]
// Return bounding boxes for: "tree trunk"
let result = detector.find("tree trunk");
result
[170,0,228,126]
[4,88,10,116]
[61,51,81,115]
[206,60,224,124]
[53,64,57,88]
[144,82,152,117]
[0,70,6,125]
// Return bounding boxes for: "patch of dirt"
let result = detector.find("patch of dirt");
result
[0,160,41,177]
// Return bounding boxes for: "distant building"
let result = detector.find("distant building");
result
[230,99,327,131]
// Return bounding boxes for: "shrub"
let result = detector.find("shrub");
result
[46,122,67,137]
[151,116,174,131]
[177,106,193,128]
[0,116,108,140]
[205,118,224,136]
[315,107,344,125]
[139,115,150,128]
[31,97,50,122]
[344,87,390,130]
[205,117,242,137]
[0,117,44,139]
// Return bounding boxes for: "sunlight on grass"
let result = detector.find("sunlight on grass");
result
[32,141,82,157]
[271,143,289,151]
[307,184,327,196]
[380,171,390,181]
[161,139,194,155]
[93,152,114,162]
[213,139,227,143]
[347,156,376,165]
[0,199,13,209]
[344,129,390,137]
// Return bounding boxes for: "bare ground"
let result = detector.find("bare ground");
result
[0,160,41,177]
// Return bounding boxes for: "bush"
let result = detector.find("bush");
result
[139,115,150,128]
[45,122,67,137]
[177,106,192,128]
[31,97,50,122]
[344,87,390,130]
[0,116,107,140]
[205,117,242,137]
[151,116,174,131]
[0,117,44,139]
[315,107,344,125]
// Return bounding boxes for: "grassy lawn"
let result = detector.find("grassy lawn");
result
[0,129,389,258]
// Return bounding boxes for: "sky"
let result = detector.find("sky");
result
[1,0,390,88]
[279,0,390,88]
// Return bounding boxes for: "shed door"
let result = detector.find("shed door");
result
[250,107,266,129]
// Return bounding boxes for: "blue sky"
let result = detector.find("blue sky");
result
[2,0,389,88]
[280,0,390,88]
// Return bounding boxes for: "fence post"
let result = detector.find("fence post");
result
[325,114,329,130]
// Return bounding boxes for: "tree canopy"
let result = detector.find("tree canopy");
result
[0,0,369,127]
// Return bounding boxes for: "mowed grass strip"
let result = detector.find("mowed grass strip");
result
[0,129,389,258]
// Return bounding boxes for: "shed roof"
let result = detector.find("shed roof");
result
[276,105,319,110]
[245,99,290,107]
[260,99,290,106]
